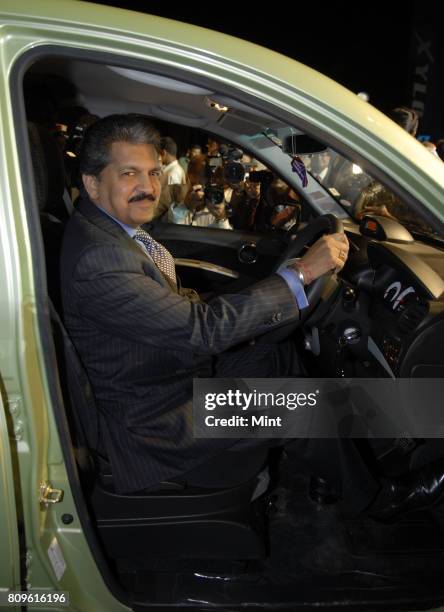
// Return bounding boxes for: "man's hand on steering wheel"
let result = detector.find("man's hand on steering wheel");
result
[291,232,350,285]
[256,215,348,342]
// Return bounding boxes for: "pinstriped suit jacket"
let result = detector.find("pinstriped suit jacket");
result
[60,197,300,493]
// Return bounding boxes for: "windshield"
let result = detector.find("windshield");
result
[301,148,442,243]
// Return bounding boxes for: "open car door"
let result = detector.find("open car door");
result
[0,392,21,603]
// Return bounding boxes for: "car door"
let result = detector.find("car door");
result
[0,393,21,603]
[0,8,131,610]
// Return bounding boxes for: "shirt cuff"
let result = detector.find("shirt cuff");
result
[277,267,309,310]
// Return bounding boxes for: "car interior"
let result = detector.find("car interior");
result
[15,49,444,610]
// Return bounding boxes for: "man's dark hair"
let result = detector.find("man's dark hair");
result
[160,136,178,157]
[389,106,419,136]
[79,114,160,176]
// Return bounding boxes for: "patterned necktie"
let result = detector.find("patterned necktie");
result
[134,228,177,285]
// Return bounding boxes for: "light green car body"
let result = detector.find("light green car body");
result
[0,1,443,610]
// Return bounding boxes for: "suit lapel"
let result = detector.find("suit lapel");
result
[76,197,178,292]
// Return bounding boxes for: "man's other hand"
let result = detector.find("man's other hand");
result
[208,202,228,220]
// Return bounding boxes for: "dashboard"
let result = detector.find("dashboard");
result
[309,232,444,379]
[381,279,421,315]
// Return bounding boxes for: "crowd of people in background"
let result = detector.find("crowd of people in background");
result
[298,106,443,230]
[351,107,442,228]
[116,106,443,234]
[30,79,442,236]
[151,134,303,233]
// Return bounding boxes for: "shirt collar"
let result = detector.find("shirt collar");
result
[97,205,138,238]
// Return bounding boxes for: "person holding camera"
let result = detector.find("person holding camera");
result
[203,184,232,229]
[229,177,262,230]
[165,156,232,229]
[165,181,232,229]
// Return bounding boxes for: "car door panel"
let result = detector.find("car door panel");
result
[151,222,284,292]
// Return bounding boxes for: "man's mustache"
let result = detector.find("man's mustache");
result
[129,192,156,203]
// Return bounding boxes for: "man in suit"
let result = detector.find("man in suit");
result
[60,113,356,497]
[61,113,444,523]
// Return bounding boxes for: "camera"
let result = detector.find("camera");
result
[204,184,225,205]
[205,152,223,182]
[67,124,86,156]
[248,170,274,186]
[223,160,245,183]
[205,143,248,184]
[220,144,246,183]
[64,113,98,157]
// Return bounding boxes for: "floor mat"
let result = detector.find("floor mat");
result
[130,453,444,609]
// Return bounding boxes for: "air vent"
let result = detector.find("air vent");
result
[397,302,429,334]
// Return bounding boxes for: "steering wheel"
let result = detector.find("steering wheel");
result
[256,214,343,344]
[275,213,343,321]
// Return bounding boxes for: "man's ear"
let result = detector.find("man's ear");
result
[82,174,100,202]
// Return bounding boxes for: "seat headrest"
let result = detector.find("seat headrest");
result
[27,121,66,217]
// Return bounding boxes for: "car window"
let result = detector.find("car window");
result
[304,149,441,242]
[158,139,303,233]
[21,54,442,247]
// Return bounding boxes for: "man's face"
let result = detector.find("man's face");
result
[207,139,219,156]
[245,179,261,199]
[190,146,201,159]
[83,141,161,228]
[207,202,226,220]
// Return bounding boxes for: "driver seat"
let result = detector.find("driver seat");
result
[50,290,267,563]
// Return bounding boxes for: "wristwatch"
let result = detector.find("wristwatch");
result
[294,267,305,286]
[292,261,305,285]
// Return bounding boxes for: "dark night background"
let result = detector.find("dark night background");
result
[85,1,443,139]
